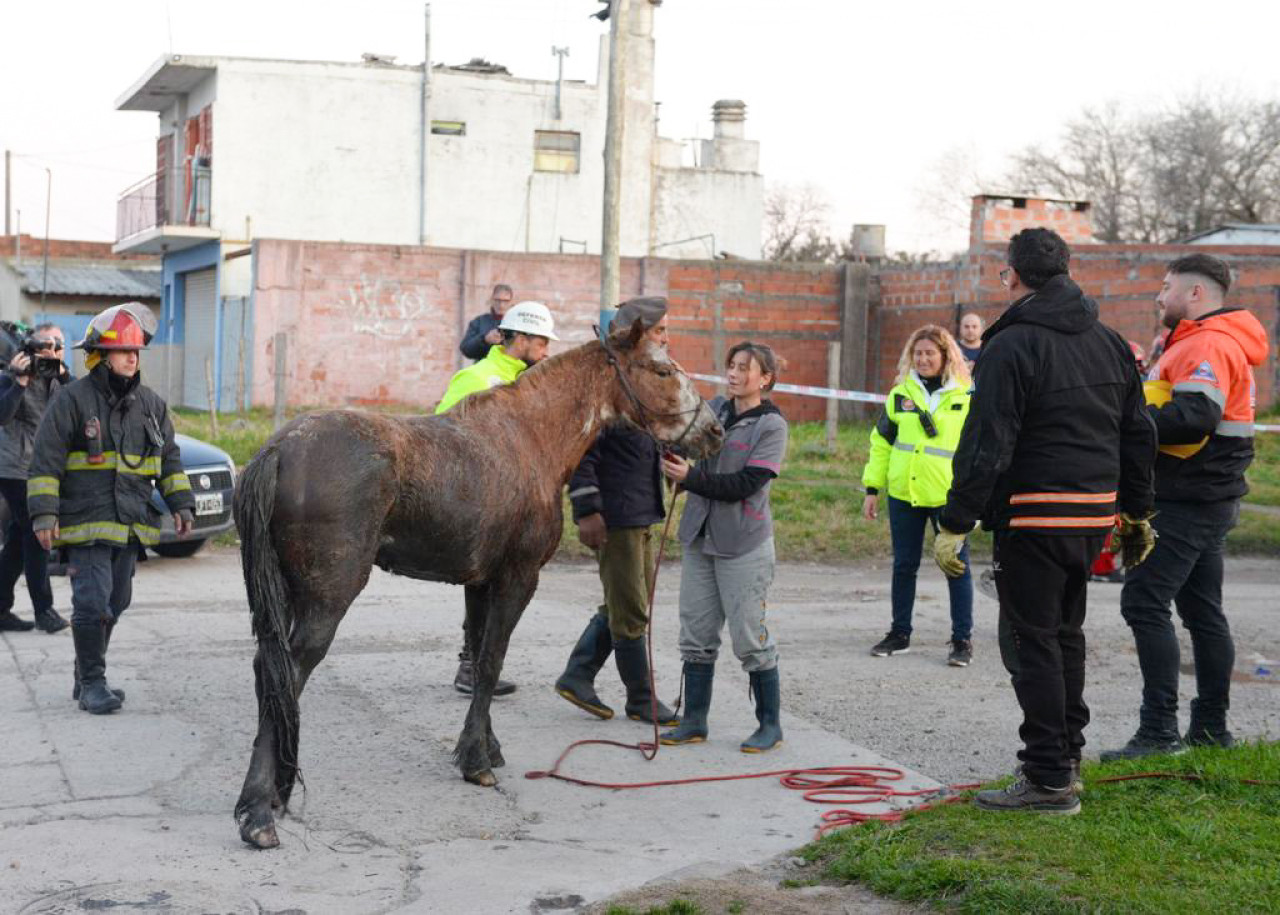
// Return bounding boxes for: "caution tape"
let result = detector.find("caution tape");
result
[689,374,887,405]
[690,373,1280,432]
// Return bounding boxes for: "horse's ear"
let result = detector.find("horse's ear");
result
[609,317,646,351]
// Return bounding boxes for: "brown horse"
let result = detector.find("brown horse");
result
[231,321,723,849]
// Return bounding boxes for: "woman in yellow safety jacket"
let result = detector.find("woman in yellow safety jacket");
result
[860,325,973,666]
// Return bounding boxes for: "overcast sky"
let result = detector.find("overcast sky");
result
[3,0,1278,254]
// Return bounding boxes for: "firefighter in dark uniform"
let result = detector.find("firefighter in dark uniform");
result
[934,229,1157,814]
[554,296,679,726]
[28,303,195,715]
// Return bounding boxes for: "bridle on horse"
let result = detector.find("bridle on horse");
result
[597,328,710,452]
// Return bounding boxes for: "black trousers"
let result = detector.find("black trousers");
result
[0,476,54,616]
[1119,499,1238,739]
[992,529,1106,788]
[67,544,136,628]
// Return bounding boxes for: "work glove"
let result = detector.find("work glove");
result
[933,526,968,578]
[1112,512,1156,569]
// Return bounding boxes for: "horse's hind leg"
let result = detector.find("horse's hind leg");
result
[237,648,288,849]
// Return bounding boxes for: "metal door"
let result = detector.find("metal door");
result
[181,268,217,409]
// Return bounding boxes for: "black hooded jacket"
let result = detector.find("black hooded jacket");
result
[567,426,665,528]
[940,275,1156,534]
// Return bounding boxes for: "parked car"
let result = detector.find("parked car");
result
[150,433,237,557]
[0,432,236,559]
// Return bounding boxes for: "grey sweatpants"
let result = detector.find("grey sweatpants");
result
[677,536,777,672]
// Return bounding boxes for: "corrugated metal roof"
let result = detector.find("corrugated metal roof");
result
[16,264,162,298]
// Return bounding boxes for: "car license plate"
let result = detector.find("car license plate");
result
[195,493,223,516]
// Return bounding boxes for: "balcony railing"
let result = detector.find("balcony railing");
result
[116,165,212,242]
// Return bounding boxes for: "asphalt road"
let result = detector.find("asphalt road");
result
[1,547,1276,914]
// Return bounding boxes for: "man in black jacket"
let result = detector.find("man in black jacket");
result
[934,229,1156,814]
[28,303,195,715]
[0,324,70,633]
[458,284,514,362]
[554,296,678,726]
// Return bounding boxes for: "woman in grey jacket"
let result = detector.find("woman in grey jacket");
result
[658,341,789,753]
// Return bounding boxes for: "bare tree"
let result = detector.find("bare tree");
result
[762,183,839,262]
[1007,93,1280,243]
[914,144,989,242]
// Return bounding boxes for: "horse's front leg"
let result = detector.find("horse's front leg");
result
[455,577,534,786]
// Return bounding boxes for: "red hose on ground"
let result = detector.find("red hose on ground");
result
[528,484,980,838]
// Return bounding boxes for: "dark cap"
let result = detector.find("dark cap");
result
[613,296,668,332]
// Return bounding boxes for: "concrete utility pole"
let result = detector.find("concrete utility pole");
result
[4,150,10,235]
[419,3,432,246]
[41,168,51,308]
[599,0,630,323]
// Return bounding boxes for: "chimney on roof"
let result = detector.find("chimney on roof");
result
[711,99,747,140]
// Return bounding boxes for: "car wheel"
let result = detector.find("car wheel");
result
[153,539,207,559]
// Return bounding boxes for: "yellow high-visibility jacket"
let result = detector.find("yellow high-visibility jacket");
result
[862,374,970,508]
[434,345,526,414]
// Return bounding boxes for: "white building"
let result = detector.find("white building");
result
[111,1,761,410]
[112,1,762,263]
[1178,224,1280,246]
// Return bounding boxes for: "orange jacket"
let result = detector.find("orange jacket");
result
[1148,307,1269,502]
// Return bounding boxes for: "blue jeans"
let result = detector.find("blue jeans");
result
[887,496,972,641]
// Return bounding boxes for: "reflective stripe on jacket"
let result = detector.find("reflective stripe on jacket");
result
[862,374,969,508]
[1148,307,1269,502]
[26,364,193,548]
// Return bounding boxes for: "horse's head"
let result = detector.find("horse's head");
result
[603,320,723,459]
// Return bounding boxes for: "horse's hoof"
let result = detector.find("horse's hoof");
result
[241,822,280,849]
[464,769,498,788]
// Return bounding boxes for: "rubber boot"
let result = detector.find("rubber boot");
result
[72,622,126,703]
[1185,698,1234,748]
[72,624,122,715]
[741,667,783,753]
[613,636,679,727]
[660,662,713,745]
[554,614,615,719]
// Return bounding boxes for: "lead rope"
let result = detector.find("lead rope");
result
[524,482,985,839]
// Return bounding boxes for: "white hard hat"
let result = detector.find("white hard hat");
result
[498,300,559,340]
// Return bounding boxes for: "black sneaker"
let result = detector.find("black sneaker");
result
[0,611,36,632]
[975,775,1080,815]
[947,639,973,667]
[870,631,910,657]
[1099,733,1186,762]
[454,657,517,696]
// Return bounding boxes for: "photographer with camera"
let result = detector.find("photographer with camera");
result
[0,323,71,633]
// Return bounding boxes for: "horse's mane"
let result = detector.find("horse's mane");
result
[451,338,612,421]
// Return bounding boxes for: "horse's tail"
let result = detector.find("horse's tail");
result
[233,446,303,812]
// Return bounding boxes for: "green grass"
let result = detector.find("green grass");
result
[605,902,703,915]
[803,742,1280,914]
[169,408,1280,559]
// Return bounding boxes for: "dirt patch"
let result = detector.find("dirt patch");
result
[587,854,917,914]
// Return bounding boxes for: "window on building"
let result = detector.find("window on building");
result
[534,130,580,173]
[431,120,466,136]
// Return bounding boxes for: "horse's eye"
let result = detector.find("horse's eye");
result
[651,365,675,378]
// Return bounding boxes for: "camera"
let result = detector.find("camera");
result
[12,337,63,380]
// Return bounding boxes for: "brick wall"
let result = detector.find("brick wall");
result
[250,240,846,420]
[0,235,155,262]
[871,245,1280,408]
[666,260,842,422]
[249,235,1277,418]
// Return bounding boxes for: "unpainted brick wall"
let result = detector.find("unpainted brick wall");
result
[250,238,1277,417]
[251,240,844,420]
[871,244,1279,409]
[0,235,155,262]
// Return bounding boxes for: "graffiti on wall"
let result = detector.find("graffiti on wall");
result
[343,274,427,339]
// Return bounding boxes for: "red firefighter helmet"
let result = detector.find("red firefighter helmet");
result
[74,303,157,352]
